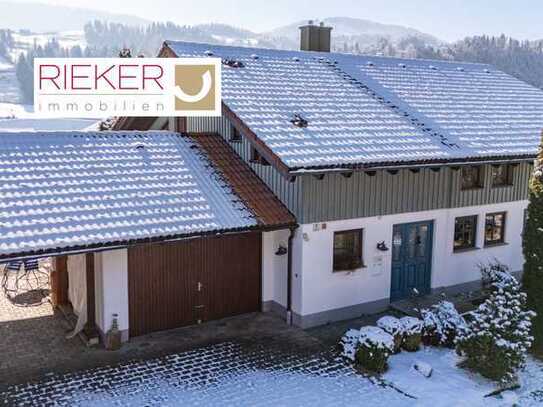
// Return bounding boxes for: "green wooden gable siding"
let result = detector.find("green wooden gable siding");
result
[300,164,532,224]
[186,116,533,224]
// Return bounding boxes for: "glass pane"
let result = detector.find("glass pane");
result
[454,216,476,249]
[392,229,402,262]
[407,226,417,259]
[462,166,480,189]
[334,230,362,270]
[485,213,505,243]
[492,166,507,186]
[416,225,428,257]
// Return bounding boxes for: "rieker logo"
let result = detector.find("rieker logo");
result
[34,58,222,117]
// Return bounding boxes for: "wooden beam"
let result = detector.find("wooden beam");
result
[51,255,68,308]
[176,117,187,133]
[83,253,99,340]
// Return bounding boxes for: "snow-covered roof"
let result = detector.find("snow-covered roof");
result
[0,131,257,259]
[165,41,543,170]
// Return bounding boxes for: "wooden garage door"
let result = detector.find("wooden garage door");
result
[128,232,262,337]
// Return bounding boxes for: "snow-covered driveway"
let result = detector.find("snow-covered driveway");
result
[1,341,409,406]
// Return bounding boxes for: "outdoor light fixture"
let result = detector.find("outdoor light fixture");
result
[275,245,288,256]
[377,241,389,251]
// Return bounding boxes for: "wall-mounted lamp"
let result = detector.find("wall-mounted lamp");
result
[377,241,389,251]
[275,245,288,256]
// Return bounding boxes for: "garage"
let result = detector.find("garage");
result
[0,130,295,343]
[128,232,262,337]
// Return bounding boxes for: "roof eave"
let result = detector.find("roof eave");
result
[0,223,294,263]
[287,154,537,175]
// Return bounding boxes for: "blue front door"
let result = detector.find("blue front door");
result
[390,221,433,301]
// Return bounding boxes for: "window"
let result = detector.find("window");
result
[461,166,483,190]
[454,215,478,251]
[485,212,506,246]
[333,229,363,271]
[229,125,241,142]
[250,146,270,166]
[491,164,513,187]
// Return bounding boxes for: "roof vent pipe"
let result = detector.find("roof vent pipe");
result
[299,20,332,52]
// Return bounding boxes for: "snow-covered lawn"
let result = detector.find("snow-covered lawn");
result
[8,30,85,61]
[384,347,543,406]
[0,102,100,131]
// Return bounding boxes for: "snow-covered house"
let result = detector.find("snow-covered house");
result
[114,23,543,328]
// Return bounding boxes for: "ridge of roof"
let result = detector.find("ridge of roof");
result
[164,40,493,69]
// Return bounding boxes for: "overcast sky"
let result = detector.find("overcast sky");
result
[14,0,543,42]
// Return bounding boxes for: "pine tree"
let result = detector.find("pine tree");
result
[16,53,33,104]
[457,262,535,384]
[523,132,543,355]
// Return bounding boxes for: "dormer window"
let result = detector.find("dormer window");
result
[250,146,270,166]
[461,166,483,190]
[229,125,242,142]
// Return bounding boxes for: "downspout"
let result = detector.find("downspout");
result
[286,225,299,325]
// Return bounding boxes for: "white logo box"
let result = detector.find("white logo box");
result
[34,58,222,118]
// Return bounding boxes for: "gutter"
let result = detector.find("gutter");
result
[286,224,299,325]
[0,223,295,263]
[288,156,536,176]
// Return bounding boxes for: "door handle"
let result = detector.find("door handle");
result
[197,282,203,291]
[194,305,205,309]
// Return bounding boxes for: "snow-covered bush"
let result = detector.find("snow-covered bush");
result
[377,316,403,353]
[421,301,467,348]
[339,329,360,361]
[400,316,423,352]
[340,326,394,373]
[456,262,536,384]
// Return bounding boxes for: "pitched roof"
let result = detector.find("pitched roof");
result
[164,41,543,171]
[0,131,292,260]
[189,133,296,228]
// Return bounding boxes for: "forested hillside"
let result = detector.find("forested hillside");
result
[11,20,543,103]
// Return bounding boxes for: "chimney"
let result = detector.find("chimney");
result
[299,20,332,52]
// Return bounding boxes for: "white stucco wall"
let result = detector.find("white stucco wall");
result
[94,249,130,340]
[293,200,528,318]
[262,230,290,309]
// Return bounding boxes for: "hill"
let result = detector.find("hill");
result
[0,1,149,32]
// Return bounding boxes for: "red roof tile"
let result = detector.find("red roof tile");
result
[189,133,296,229]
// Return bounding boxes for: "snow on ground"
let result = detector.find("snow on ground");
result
[2,341,542,406]
[384,346,543,406]
[0,102,100,131]
[8,30,85,61]
[1,342,410,406]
